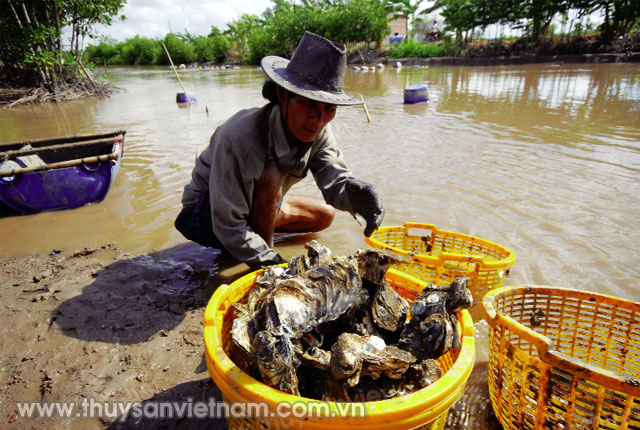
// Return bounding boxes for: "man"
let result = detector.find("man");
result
[175,31,384,268]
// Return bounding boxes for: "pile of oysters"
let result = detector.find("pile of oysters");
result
[227,241,472,401]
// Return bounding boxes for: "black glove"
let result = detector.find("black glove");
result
[258,253,288,268]
[345,178,385,237]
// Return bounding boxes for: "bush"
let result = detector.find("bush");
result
[388,40,457,58]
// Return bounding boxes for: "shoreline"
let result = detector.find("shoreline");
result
[368,51,640,66]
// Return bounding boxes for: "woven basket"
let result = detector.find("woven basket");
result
[482,285,640,430]
[365,223,516,321]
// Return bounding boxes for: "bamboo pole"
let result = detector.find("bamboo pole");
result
[162,42,191,106]
[0,150,121,178]
[77,59,96,88]
[1,137,122,160]
[0,130,126,148]
[360,95,371,123]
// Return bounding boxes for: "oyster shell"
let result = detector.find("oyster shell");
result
[383,359,443,397]
[252,326,301,395]
[228,304,258,376]
[371,280,409,333]
[398,276,471,360]
[353,248,401,285]
[252,256,362,336]
[287,240,333,275]
[330,333,416,387]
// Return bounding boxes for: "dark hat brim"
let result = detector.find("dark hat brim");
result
[261,56,362,106]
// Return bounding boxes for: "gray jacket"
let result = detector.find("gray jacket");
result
[181,103,357,266]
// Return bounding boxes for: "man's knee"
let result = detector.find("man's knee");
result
[315,203,335,231]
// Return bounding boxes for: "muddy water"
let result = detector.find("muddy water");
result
[1,62,639,427]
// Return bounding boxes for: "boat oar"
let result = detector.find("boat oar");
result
[162,42,191,106]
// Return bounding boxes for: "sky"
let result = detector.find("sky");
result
[91,0,276,42]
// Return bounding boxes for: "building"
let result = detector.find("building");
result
[383,15,407,45]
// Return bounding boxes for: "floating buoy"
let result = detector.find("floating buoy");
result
[404,84,429,104]
[176,92,197,103]
[376,63,385,70]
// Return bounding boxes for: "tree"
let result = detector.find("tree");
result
[1,0,126,93]
[578,0,640,40]
[163,33,196,65]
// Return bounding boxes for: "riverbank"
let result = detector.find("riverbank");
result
[348,33,640,66]
[390,51,640,66]
[0,78,121,108]
[0,245,501,429]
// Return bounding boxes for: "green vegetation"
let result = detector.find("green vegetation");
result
[388,39,457,57]
[84,0,391,66]
[1,0,126,92]
[424,0,639,43]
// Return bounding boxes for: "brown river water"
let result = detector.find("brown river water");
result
[1,62,639,427]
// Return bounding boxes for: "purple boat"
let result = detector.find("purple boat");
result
[0,130,125,215]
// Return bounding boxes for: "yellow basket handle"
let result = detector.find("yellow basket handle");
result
[376,222,516,270]
[483,286,640,396]
[412,250,486,267]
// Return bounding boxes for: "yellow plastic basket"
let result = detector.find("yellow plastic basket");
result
[204,268,476,430]
[365,223,516,321]
[482,285,640,430]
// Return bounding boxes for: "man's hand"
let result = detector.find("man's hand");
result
[345,178,385,237]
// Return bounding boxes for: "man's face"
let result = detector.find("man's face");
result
[280,92,337,143]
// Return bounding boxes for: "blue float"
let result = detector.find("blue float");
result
[176,92,197,103]
[404,84,429,104]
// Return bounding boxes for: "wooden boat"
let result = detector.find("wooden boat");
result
[0,130,125,215]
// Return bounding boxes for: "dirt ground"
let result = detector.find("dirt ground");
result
[0,244,501,429]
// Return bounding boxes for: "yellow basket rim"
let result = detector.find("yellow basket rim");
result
[365,223,516,270]
[482,284,640,397]
[203,267,476,427]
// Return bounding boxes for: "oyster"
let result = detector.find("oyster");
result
[353,248,399,285]
[252,326,301,395]
[330,333,416,387]
[252,256,362,336]
[228,304,258,376]
[300,345,331,371]
[383,359,443,397]
[287,240,333,275]
[371,281,409,333]
[398,276,471,360]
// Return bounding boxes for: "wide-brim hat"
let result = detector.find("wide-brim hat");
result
[261,32,361,106]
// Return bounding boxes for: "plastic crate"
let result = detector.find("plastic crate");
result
[365,223,516,321]
[482,285,640,430]
[204,268,476,430]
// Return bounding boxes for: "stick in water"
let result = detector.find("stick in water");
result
[162,42,191,106]
[360,95,371,122]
